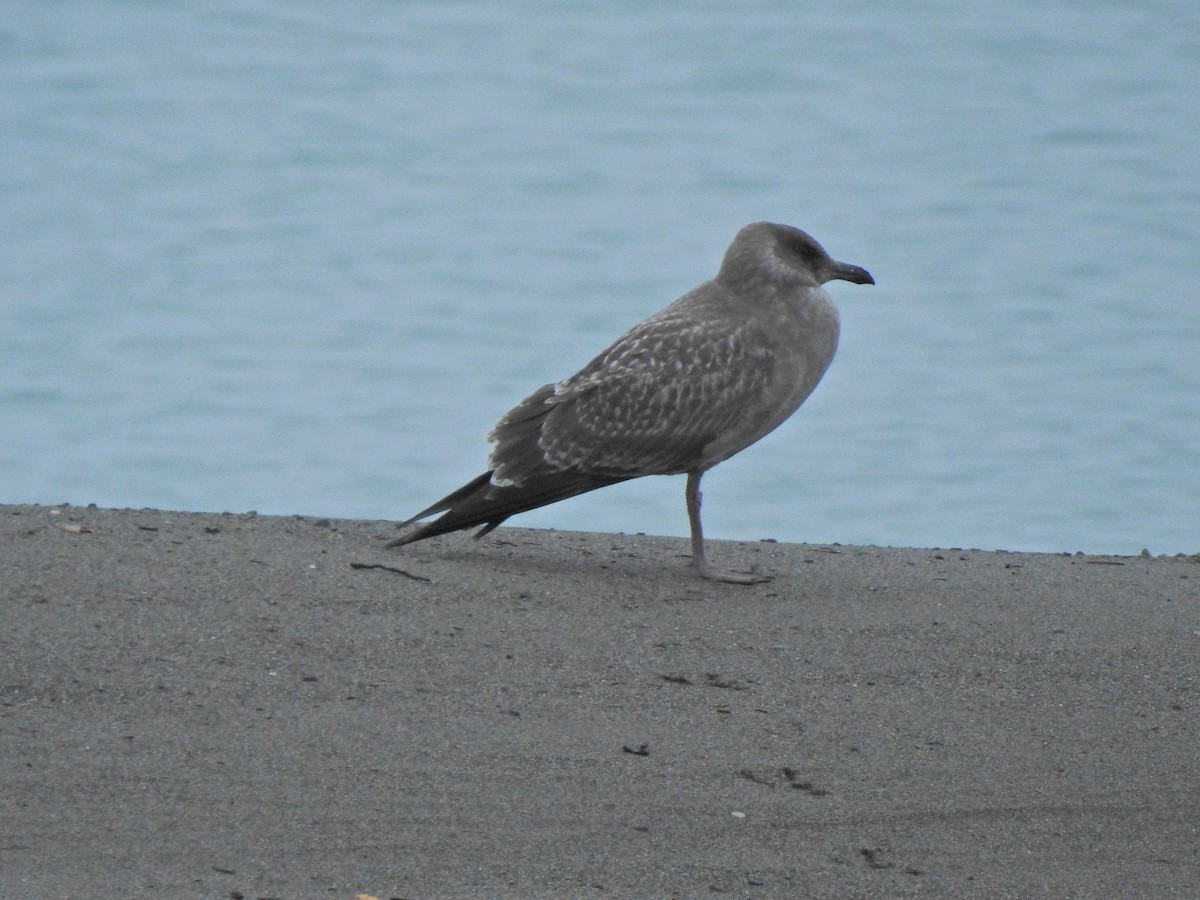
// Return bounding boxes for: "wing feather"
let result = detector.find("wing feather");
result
[536,308,773,476]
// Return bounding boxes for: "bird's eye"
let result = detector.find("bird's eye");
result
[781,233,820,267]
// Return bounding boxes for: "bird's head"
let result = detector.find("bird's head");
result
[721,222,874,289]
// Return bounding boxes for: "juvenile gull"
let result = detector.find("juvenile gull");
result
[388,222,874,583]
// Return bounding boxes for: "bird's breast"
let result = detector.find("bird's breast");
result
[696,289,840,469]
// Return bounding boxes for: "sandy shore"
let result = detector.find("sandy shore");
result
[2,503,1197,898]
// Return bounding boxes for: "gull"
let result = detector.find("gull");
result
[388,222,874,583]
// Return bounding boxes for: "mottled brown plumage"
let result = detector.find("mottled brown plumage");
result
[388,222,874,582]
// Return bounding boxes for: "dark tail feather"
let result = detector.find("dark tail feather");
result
[396,472,494,528]
[387,469,628,548]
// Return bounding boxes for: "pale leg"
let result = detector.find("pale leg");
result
[685,472,770,584]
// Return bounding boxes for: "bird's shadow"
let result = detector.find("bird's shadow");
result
[373,528,776,588]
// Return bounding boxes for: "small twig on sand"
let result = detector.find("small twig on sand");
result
[349,562,432,583]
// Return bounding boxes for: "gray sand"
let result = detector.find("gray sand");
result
[2,503,1197,898]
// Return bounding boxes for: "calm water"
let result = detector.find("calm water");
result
[3,1,1198,555]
